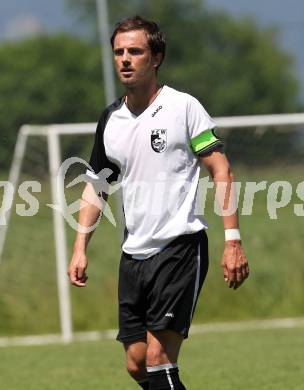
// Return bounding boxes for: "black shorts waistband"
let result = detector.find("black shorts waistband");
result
[122,229,207,261]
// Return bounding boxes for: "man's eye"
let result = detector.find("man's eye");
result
[114,50,123,56]
[129,49,142,55]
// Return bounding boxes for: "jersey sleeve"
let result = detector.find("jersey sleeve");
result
[186,95,223,156]
[86,108,120,184]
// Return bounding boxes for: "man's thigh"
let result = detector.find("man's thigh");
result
[116,252,147,343]
[145,230,209,338]
[117,230,208,344]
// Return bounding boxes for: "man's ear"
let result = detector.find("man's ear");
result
[152,52,163,68]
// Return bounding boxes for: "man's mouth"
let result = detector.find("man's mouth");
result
[121,69,134,74]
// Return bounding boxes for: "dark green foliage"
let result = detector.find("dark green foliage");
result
[0,35,104,172]
[67,0,300,115]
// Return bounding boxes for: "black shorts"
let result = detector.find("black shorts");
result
[116,230,209,344]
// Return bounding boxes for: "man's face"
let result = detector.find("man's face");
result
[113,29,161,87]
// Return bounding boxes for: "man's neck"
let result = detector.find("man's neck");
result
[125,81,161,116]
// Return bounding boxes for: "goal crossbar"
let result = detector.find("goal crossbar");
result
[20,112,304,137]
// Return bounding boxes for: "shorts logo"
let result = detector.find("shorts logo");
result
[165,313,174,318]
[151,129,167,153]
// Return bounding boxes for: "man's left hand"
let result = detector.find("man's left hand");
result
[221,240,249,289]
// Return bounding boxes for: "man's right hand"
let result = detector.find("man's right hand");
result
[67,251,88,287]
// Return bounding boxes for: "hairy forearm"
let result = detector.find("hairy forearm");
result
[73,203,101,252]
[211,168,239,230]
[73,183,105,253]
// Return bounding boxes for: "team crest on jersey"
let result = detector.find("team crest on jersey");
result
[151,129,167,153]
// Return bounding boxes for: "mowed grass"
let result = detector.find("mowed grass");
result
[0,327,304,390]
[0,166,303,335]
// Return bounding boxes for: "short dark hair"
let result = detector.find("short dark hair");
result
[110,15,166,69]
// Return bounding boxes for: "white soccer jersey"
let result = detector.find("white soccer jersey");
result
[87,85,222,259]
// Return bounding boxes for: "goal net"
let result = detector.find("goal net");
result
[0,113,303,345]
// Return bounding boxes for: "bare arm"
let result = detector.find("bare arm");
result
[200,149,249,289]
[67,182,105,287]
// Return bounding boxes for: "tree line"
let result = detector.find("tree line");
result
[0,0,301,172]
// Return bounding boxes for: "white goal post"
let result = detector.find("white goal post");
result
[1,112,304,343]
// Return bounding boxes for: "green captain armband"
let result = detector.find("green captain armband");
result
[190,128,223,155]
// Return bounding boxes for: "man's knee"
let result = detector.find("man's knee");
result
[125,341,147,380]
[146,330,183,367]
[126,359,146,380]
[146,344,168,367]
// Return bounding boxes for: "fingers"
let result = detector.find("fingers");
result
[70,272,88,288]
[230,264,248,289]
[221,263,236,288]
[244,263,250,279]
[67,259,88,288]
[231,266,243,289]
[222,249,249,290]
[223,265,229,283]
[77,265,86,280]
[227,266,236,288]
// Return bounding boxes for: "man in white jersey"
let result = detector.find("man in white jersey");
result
[68,16,249,390]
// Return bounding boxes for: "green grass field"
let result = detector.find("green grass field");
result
[1,327,304,390]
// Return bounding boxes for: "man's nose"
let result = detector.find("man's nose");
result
[122,50,131,65]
